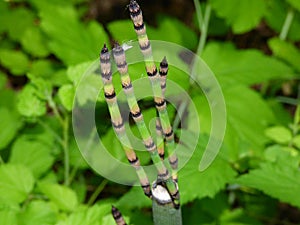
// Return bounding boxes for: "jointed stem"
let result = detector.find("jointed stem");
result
[100,45,151,197]
[129,0,179,182]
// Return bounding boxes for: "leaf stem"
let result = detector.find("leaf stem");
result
[87,179,108,206]
[37,118,64,146]
[62,115,70,186]
[279,8,294,41]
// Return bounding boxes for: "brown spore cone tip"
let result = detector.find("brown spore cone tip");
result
[101,43,108,54]
[129,0,141,16]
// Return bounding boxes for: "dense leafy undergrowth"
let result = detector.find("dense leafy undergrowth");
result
[1,0,300,224]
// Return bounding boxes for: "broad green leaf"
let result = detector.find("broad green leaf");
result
[28,76,53,100]
[265,0,300,41]
[0,107,22,150]
[224,86,276,150]
[17,84,47,117]
[264,126,292,144]
[286,0,300,12]
[268,37,300,72]
[29,60,55,79]
[210,0,267,33]
[6,8,35,41]
[0,1,9,33]
[202,42,294,87]
[0,208,18,225]
[117,186,152,209]
[264,145,299,164]
[9,136,55,178]
[67,61,103,105]
[178,136,237,204]
[292,134,300,149]
[38,182,78,212]
[0,49,29,76]
[236,152,300,208]
[21,26,50,57]
[18,200,57,225]
[55,203,112,225]
[69,137,88,169]
[34,1,109,65]
[0,164,35,203]
[107,20,136,43]
[51,69,70,87]
[58,84,75,111]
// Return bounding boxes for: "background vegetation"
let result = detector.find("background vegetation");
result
[1,0,300,224]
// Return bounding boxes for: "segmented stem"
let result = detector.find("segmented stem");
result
[112,43,169,182]
[129,0,178,180]
[112,43,179,207]
[100,44,151,198]
[112,206,127,225]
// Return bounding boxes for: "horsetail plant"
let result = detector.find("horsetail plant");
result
[129,0,179,181]
[99,1,182,224]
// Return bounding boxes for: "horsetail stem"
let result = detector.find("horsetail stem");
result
[100,44,151,198]
[129,0,179,180]
[112,206,127,225]
[112,43,169,181]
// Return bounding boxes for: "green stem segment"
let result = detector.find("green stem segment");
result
[100,44,151,198]
[129,0,178,181]
[279,8,294,41]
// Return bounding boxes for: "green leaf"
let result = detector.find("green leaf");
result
[55,203,112,225]
[265,0,300,41]
[202,42,294,87]
[21,26,50,57]
[6,8,35,41]
[58,84,75,111]
[9,136,55,178]
[0,164,35,203]
[0,208,18,225]
[286,0,300,12]
[18,200,57,225]
[220,208,264,225]
[268,37,300,72]
[107,20,136,43]
[117,186,152,209]
[264,126,292,144]
[17,84,47,117]
[29,60,55,79]
[38,182,78,212]
[34,1,109,65]
[236,152,300,208]
[67,61,103,105]
[210,0,267,33]
[0,107,22,150]
[178,136,237,204]
[0,49,29,76]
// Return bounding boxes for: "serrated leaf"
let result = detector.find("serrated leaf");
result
[17,84,47,117]
[210,0,267,33]
[202,42,294,87]
[58,84,75,111]
[18,200,57,225]
[268,37,300,72]
[21,26,50,57]
[0,107,22,150]
[0,49,29,76]
[178,136,237,204]
[38,182,78,212]
[0,164,35,203]
[236,154,300,208]
[264,126,292,144]
[34,1,109,65]
[9,136,55,178]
